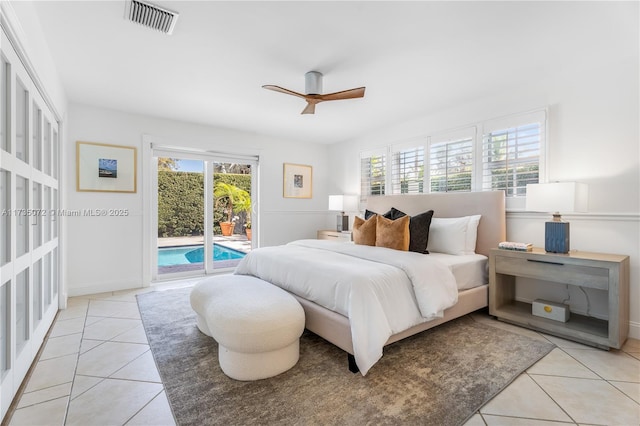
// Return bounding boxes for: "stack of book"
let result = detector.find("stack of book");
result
[498,241,533,252]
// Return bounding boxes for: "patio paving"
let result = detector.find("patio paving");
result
[158,234,252,253]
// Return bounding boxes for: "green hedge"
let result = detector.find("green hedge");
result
[158,171,251,237]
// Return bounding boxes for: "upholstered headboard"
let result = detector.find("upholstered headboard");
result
[365,191,506,257]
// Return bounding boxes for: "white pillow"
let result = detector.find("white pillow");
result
[465,215,481,254]
[427,215,481,255]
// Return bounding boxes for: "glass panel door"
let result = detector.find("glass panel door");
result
[211,161,252,271]
[156,157,205,277]
[16,176,28,257]
[0,27,60,419]
[152,150,257,280]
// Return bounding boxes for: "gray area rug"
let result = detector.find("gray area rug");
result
[137,287,554,426]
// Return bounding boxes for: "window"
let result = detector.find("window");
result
[428,128,475,193]
[391,144,424,194]
[481,112,544,197]
[481,124,540,196]
[359,109,545,200]
[360,149,386,203]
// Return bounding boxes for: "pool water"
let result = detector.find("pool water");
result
[158,244,246,266]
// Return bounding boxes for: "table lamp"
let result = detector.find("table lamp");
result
[525,182,588,253]
[328,195,358,232]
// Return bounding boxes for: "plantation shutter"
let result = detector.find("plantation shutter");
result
[360,148,386,203]
[481,111,544,197]
[428,127,475,192]
[390,142,425,194]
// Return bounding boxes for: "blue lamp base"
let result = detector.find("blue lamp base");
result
[545,221,570,253]
[337,214,349,232]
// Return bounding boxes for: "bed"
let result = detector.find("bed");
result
[234,191,506,375]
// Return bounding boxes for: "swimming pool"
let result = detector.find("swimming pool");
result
[158,244,246,266]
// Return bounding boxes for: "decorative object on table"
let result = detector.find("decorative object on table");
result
[498,241,533,252]
[525,182,588,253]
[263,71,365,115]
[76,141,137,193]
[283,163,312,198]
[532,299,570,322]
[328,194,358,231]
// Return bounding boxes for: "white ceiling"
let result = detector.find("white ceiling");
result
[30,1,633,144]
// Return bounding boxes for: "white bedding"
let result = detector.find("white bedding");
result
[427,253,488,290]
[233,239,458,375]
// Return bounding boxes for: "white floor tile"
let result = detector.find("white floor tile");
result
[56,304,89,321]
[526,348,599,379]
[70,375,103,400]
[87,299,141,319]
[542,334,596,350]
[65,379,163,426]
[80,339,104,354]
[112,324,149,344]
[40,333,83,361]
[623,338,640,353]
[482,414,575,425]
[564,348,640,382]
[480,374,572,422]
[9,396,68,426]
[24,353,78,393]
[462,413,485,426]
[111,350,161,383]
[611,380,640,404]
[17,382,71,409]
[48,317,86,338]
[126,391,176,426]
[76,341,149,378]
[82,317,143,341]
[7,282,637,426]
[531,374,640,425]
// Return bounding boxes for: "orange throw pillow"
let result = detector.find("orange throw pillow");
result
[353,215,377,246]
[375,215,410,251]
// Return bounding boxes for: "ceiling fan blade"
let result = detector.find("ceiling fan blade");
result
[262,85,306,99]
[319,87,366,101]
[301,100,317,115]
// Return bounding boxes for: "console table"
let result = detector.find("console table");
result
[489,248,629,349]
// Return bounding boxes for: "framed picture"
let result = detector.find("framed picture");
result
[283,163,312,198]
[76,141,137,193]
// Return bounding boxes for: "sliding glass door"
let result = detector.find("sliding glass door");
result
[152,149,257,281]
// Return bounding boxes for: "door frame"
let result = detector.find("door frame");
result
[142,136,259,285]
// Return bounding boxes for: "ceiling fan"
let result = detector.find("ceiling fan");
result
[263,71,365,115]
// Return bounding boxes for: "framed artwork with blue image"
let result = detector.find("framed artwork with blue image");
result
[77,141,137,193]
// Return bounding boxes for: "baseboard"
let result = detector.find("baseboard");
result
[629,321,640,341]
[67,280,143,297]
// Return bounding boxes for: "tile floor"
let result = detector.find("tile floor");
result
[5,281,640,426]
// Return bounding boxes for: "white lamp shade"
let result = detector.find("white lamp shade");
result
[526,182,588,213]
[328,194,358,212]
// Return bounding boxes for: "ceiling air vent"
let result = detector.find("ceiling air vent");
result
[125,0,179,35]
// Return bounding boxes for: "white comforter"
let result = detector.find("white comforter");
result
[233,239,458,375]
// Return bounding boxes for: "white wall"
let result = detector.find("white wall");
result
[328,24,640,338]
[65,103,330,296]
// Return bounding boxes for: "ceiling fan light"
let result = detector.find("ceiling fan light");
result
[305,71,323,95]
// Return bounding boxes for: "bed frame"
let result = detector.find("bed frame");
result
[291,191,506,372]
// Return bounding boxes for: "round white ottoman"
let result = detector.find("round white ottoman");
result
[190,274,305,381]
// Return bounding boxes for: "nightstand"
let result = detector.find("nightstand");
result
[317,230,352,242]
[489,248,629,349]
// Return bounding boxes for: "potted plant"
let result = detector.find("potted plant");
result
[244,221,252,241]
[214,182,250,236]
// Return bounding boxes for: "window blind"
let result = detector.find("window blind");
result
[481,122,540,196]
[360,149,386,203]
[429,137,473,192]
[391,145,424,194]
